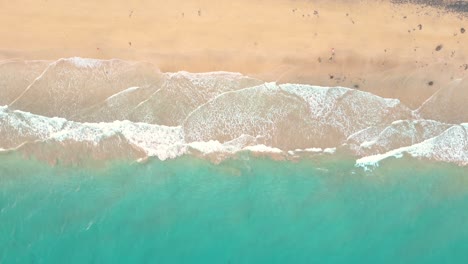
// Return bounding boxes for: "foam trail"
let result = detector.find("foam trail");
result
[1,59,467,167]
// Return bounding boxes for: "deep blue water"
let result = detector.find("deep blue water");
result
[1,153,468,263]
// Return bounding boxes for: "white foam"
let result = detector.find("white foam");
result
[348,119,453,158]
[65,57,103,68]
[356,150,405,170]
[182,82,304,144]
[279,84,349,120]
[185,137,283,156]
[106,86,140,101]
[49,121,185,160]
[279,84,410,137]
[297,148,323,153]
[323,148,337,154]
[167,71,244,80]
[187,140,229,153]
[305,148,323,152]
[290,148,339,155]
[0,107,68,142]
[5,106,466,166]
[244,145,282,153]
[1,108,286,161]
[187,140,259,155]
[356,124,468,169]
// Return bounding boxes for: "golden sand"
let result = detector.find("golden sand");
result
[0,0,467,106]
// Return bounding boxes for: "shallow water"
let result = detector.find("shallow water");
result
[1,154,468,263]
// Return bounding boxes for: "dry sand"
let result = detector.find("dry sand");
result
[0,0,467,106]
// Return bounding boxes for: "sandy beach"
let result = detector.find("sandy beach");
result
[1,0,467,106]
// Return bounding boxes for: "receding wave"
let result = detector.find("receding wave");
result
[1,58,467,168]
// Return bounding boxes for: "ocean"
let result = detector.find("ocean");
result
[1,58,467,263]
[1,153,468,263]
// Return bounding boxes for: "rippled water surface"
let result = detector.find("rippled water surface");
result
[1,154,468,263]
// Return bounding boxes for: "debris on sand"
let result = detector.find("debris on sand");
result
[428,81,434,86]
[435,44,443,51]
[462,28,466,34]
[418,24,422,30]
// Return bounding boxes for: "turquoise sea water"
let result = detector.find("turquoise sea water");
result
[1,153,468,263]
